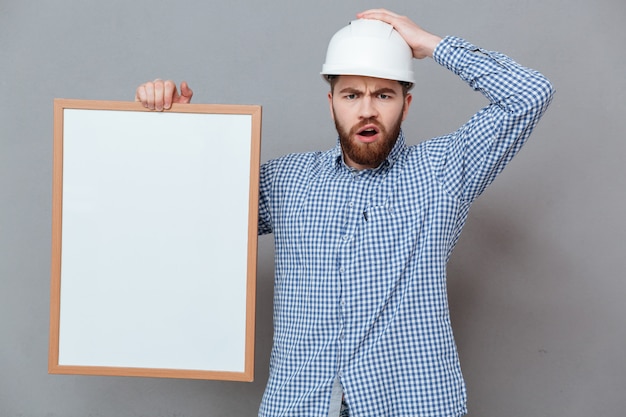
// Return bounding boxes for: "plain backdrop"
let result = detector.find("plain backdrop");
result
[1,1,625,416]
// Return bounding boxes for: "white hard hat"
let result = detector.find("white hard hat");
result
[321,19,415,86]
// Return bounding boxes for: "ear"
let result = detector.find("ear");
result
[401,93,413,121]
[328,91,335,121]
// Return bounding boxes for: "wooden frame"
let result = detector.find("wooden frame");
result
[49,99,261,381]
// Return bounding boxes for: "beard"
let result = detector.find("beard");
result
[333,108,403,169]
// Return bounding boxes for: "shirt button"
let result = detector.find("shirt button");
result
[348,202,354,207]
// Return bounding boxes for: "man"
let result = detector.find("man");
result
[136,9,554,417]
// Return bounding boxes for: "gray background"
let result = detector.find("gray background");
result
[1,0,624,416]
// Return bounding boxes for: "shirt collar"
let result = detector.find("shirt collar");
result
[333,130,406,172]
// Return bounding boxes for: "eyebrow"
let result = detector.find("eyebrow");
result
[338,87,399,96]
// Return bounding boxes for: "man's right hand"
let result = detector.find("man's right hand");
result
[134,79,193,111]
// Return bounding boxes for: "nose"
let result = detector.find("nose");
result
[358,96,378,120]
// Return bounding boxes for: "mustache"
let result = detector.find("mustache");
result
[349,118,385,136]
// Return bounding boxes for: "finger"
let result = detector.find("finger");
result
[143,82,156,110]
[356,8,400,20]
[153,79,165,111]
[163,80,177,109]
[135,85,147,106]
[357,9,411,31]
[357,8,397,16]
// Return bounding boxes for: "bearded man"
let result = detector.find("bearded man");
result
[135,8,554,417]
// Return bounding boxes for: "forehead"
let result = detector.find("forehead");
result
[333,75,403,92]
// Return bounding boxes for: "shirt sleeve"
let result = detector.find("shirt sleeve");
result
[258,159,276,236]
[427,36,555,204]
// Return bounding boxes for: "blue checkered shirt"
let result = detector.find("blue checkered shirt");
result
[257,36,554,417]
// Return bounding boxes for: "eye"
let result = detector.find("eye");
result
[378,93,391,100]
[345,93,358,100]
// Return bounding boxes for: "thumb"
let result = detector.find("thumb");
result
[178,81,193,103]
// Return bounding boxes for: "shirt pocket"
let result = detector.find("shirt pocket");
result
[359,203,423,278]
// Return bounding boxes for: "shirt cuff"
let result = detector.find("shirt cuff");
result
[432,36,481,74]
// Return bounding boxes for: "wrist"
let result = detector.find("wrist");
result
[419,34,443,59]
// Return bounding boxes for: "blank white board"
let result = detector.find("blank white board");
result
[49,99,261,381]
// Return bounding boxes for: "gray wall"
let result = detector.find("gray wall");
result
[1,0,624,416]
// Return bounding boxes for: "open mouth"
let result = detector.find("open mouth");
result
[356,125,380,140]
